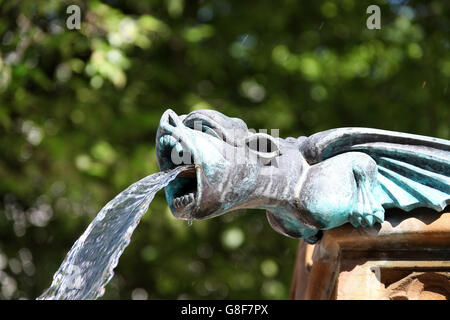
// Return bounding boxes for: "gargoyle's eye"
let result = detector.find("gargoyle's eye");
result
[245,135,277,153]
[201,124,211,133]
[201,124,222,139]
[185,120,222,139]
[244,133,281,165]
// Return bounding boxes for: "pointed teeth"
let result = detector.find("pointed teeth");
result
[172,193,196,210]
[168,135,177,146]
[159,135,179,148]
[175,142,183,154]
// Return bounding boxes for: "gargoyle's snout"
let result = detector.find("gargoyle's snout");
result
[156,108,269,221]
[156,109,195,170]
[158,109,184,137]
[156,109,202,220]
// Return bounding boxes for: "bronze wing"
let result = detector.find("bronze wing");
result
[300,127,450,212]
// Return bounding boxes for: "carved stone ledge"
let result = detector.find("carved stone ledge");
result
[290,207,450,300]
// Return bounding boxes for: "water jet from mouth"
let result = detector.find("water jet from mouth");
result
[38,165,192,300]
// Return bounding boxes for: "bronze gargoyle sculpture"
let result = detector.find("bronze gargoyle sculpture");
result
[156,109,450,244]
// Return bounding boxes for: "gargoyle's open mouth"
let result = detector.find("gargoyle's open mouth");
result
[157,134,199,217]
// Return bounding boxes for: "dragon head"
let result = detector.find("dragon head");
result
[156,109,305,221]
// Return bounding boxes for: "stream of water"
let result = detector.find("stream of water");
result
[38,166,188,300]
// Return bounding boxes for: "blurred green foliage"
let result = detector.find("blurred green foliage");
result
[0,0,448,299]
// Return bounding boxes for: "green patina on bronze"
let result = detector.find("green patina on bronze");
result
[156,109,450,244]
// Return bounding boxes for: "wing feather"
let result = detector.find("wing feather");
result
[301,128,450,212]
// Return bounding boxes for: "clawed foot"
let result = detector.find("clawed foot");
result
[349,209,384,228]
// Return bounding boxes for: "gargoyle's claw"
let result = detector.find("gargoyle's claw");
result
[373,210,384,224]
[363,215,374,226]
[349,214,362,227]
[360,218,368,228]
[349,219,359,228]
[349,208,384,228]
